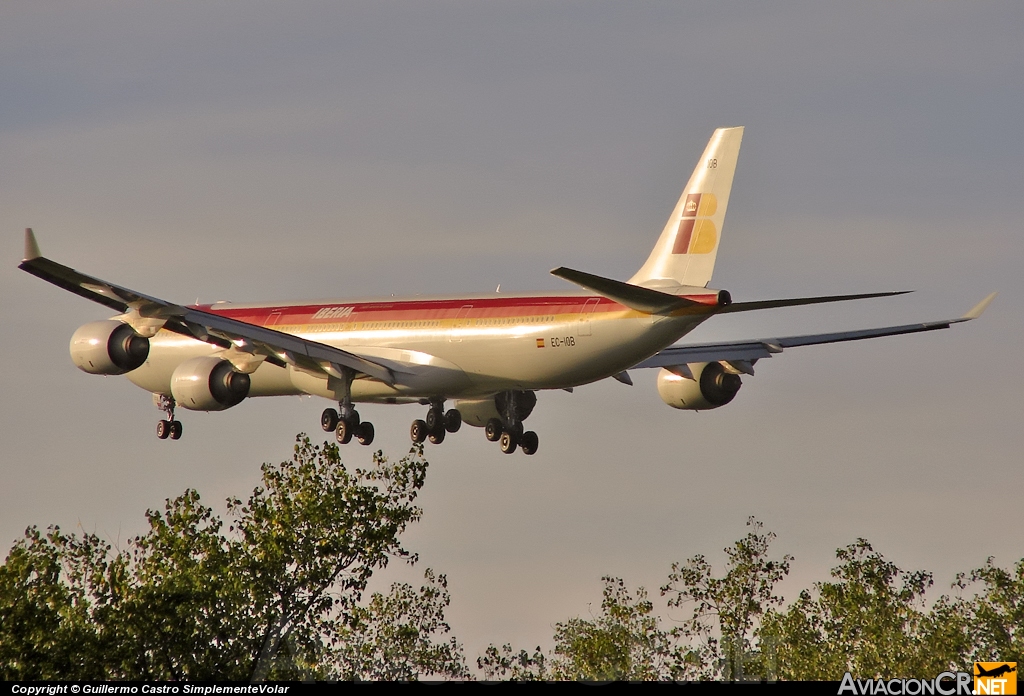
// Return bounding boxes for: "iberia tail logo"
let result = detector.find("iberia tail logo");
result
[672,192,719,255]
[975,663,1017,695]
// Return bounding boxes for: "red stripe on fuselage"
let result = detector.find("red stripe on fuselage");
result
[200,293,720,326]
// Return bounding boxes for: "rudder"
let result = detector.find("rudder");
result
[629,127,744,289]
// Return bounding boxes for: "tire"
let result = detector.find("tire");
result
[444,409,462,433]
[336,420,352,445]
[157,420,170,439]
[321,408,339,432]
[485,418,502,442]
[356,421,375,446]
[428,427,446,445]
[499,430,518,454]
[425,408,442,433]
[410,419,428,443]
[169,420,183,440]
[520,430,538,455]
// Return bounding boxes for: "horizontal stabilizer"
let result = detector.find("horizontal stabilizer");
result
[707,291,910,315]
[551,266,714,314]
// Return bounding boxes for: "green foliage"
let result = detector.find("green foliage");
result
[662,517,792,680]
[333,569,470,680]
[480,520,1024,682]
[4,436,1022,684]
[548,577,679,680]
[0,526,109,678]
[480,517,791,681]
[478,644,550,681]
[478,577,678,681]
[956,557,1024,664]
[0,436,467,680]
[758,539,970,679]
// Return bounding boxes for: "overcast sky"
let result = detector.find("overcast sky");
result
[2,1,1022,660]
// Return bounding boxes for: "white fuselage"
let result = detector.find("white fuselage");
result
[124,291,713,404]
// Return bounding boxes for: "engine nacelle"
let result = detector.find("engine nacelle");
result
[657,362,742,411]
[170,356,251,411]
[70,320,150,375]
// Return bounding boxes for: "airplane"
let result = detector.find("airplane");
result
[975,664,1016,679]
[17,127,995,455]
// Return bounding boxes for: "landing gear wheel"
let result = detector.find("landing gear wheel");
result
[428,427,446,445]
[169,421,183,440]
[520,430,538,455]
[499,430,518,454]
[444,409,462,433]
[425,408,443,433]
[355,421,375,446]
[321,408,339,432]
[336,420,353,445]
[157,420,171,439]
[485,418,502,442]
[410,419,428,444]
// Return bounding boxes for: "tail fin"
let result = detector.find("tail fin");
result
[629,127,744,289]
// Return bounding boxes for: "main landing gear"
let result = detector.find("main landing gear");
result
[485,419,539,455]
[410,402,462,445]
[155,394,183,440]
[320,366,374,446]
[486,390,539,456]
[321,406,375,446]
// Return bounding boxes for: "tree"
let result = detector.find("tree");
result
[479,520,1024,682]
[332,569,470,680]
[478,576,678,681]
[480,518,792,681]
[957,557,1024,664]
[0,436,468,680]
[757,539,971,679]
[661,516,792,680]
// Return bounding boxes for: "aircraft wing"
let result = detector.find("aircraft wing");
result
[18,229,397,385]
[632,293,996,371]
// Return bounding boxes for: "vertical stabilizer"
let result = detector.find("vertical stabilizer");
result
[629,127,743,288]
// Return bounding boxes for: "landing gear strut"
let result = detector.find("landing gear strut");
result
[411,400,461,445]
[320,368,374,446]
[155,394,183,440]
[487,390,539,455]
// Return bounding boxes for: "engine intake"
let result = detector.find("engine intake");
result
[171,356,251,411]
[70,320,150,375]
[657,362,741,411]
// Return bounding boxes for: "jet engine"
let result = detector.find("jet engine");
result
[170,356,251,411]
[657,362,741,411]
[70,320,150,375]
